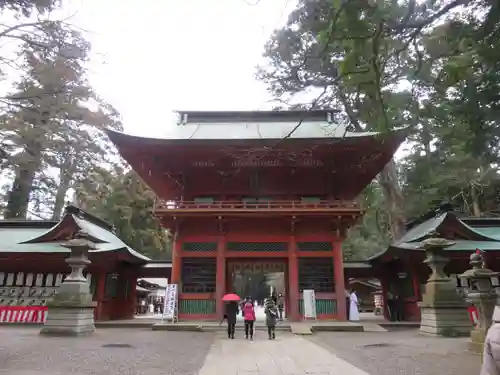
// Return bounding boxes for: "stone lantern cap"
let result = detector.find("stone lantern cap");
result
[459,250,498,280]
[60,230,97,254]
[421,231,455,250]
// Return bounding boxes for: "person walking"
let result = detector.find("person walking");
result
[277,292,285,321]
[264,297,278,340]
[242,296,256,340]
[481,322,500,375]
[225,301,239,339]
[386,291,395,321]
[349,289,360,321]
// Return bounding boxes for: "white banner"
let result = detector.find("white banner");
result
[303,289,317,319]
[162,284,178,321]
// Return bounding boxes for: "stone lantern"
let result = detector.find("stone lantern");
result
[456,250,499,353]
[40,230,97,336]
[418,231,471,337]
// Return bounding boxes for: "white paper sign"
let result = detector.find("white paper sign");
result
[25,273,34,286]
[163,284,178,320]
[303,289,317,319]
[6,273,14,286]
[55,274,64,286]
[35,274,44,286]
[15,272,24,286]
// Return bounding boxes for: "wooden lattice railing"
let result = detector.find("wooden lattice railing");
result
[154,199,361,211]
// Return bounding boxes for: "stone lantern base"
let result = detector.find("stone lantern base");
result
[40,292,97,336]
[418,279,472,337]
[419,301,472,337]
[469,328,487,354]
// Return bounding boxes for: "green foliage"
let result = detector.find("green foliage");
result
[74,167,172,260]
[0,6,169,260]
[343,183,392,260]
[258,0,500,258]
[0,21,122,219]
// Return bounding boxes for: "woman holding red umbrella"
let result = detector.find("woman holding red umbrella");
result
[222,293,240,339]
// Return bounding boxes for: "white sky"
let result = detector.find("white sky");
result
[66,0,296,137]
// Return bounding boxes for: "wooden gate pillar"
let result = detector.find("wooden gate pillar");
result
[334,241,347,320]
[288,236,299,321]
[171,232,182,284]
[215,235,226,319]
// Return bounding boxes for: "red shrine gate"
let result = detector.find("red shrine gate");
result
[106,110,406,321]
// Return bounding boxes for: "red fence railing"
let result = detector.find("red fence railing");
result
[155,200,361,211]
[0,306,47,324]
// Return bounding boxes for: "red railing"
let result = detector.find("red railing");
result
[154,200,361,211]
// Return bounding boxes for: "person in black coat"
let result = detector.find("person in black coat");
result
[225,301,239,339]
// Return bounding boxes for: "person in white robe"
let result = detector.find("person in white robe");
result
[349,290,360,321]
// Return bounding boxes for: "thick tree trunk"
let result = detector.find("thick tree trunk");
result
[4,155,41,219]
[378,158,406,240]
[51,167,73,220]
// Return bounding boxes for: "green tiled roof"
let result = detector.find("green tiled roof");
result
[0,228,48,247]
[368,212,500,262]
[394,212,500,245]
[394,214,447,244]
[0,208,150,262]
[106,121,408,142]
[473,227,500,241]
[397,240,500,252]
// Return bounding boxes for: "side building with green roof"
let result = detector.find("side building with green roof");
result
[368,205,500,322]
[0,205,171,321]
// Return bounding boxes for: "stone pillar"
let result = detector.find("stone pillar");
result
[40,230,97,337]
[418,233,471,337]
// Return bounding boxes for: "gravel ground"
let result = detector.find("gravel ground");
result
[309,329,482,375]
[0,327,214,375]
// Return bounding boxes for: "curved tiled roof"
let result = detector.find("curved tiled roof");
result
[106,122,408,144]
[0,206,150,263]
[368,212,500,263]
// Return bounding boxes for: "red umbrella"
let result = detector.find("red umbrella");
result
[222,293,241,302]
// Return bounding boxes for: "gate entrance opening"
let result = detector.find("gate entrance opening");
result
[227,259,287,320]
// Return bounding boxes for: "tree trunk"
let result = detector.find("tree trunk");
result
[4,155,41,219]
[51,167,73,220]
[378,159,406,240]
[470,184,481,217]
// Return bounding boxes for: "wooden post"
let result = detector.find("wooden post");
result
[95,271,106,321]
[411,265,421,300]
[380,276,390,320]
[334,242,347,320]
[171,232,182,284]
[288,236,299,321]
[215,235,226,319]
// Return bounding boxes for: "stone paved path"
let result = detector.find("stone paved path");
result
[199,332,369,375]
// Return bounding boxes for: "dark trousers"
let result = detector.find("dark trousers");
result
[227,323,235,338]
[267,326,275,339]
[394,301,404,321]
[278,307,283,321]
[387,300,396,321]
[244,320,254,338]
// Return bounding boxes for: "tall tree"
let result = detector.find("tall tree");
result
[0,21,121,219]
[74,167,172,260]
[257,0,499,246]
